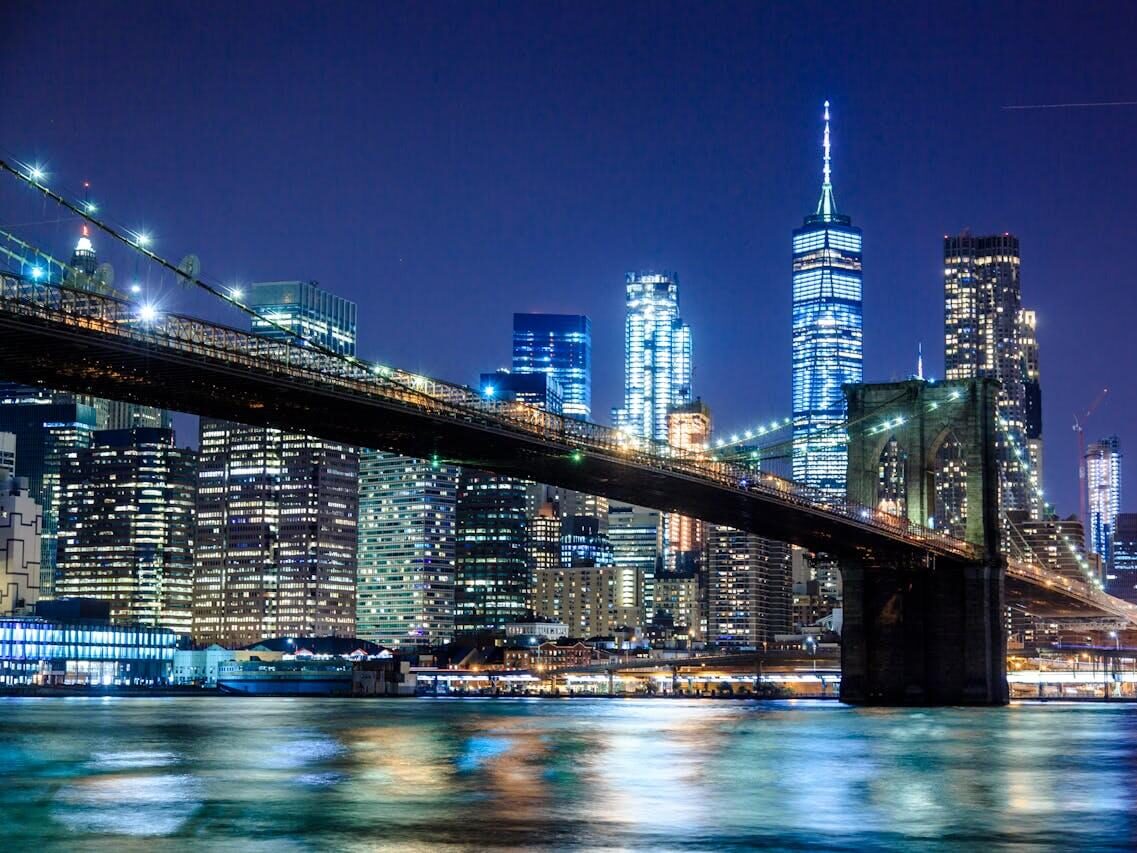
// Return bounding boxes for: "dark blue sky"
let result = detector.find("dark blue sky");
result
[3,1,1135,516]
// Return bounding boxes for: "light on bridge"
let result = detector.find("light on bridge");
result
[138,304,160,323]
[229,286,243,301]
[133,231,152,248]
[483,384,495,398]
[30,266,44,280]
[27,164,46,182]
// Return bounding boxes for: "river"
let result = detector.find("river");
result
[1,697,1135,850]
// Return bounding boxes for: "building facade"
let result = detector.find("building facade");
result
[0,396,98,597]
[1112,513,1137,603]
[1086,435,1122,571]
[613,272,692,442]
[56,429,195,634]
[1,474,42,614]
[356,452,458,650]
[943,232,1035,515]
[455,471,530,632]
[512,313,592,419]
[247,280,358,355]
[193,421,359,646]
[608,503,662,627]
[665,401,711,573]
[791,101,863,495]
[707,526,793,647]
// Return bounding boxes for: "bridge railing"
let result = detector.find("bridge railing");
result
[1,276,977,559]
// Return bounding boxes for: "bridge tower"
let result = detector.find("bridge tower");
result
[841,378,1008,705]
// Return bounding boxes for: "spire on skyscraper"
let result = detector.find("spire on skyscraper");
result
[70,225,98,276]
[815,100,838,220]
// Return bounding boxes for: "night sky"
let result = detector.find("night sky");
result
[3,1,1135,517]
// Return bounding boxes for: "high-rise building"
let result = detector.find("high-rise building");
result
[512,313,592,419]
[247,280,358,355]
[665,400,711,573]
[608,503,663,628]
[193,421,359,646]
[944,232,1033,514]
[1111,514,1137,603]
[613,272,692,442]
[57,428,195,634]
[652,573,700,641]
[791,101,863,495]
[0,396,98,597]
[0,432,14,479]
[1,473,42,615]
[708,527,793,647]
[1086,436,1122,569]
[1007,511,1099,585]
[478,370,563,414]
[69,225,99,276]
[455,471,530,631]
[356,453,459,650]
[1019,308,1044,517]
[535,564,621,638]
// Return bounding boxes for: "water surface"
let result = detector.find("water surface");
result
[2,696,1136,850]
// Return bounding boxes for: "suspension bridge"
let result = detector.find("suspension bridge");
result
[1,156,1134,705]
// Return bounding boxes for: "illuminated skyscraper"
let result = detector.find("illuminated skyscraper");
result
[57,428,195,635]
[614,272,692,442]
[707,526,793,646]
[193,421,358,646]
[665,400,711,572]
[356,453,458,650]
[247,280,358,355]
[512,314,591,419]
[0,396,97,597]
[943,233,1032,514]
[792,101,863,495]
[608,503,663,629]
[1086,435,1121,570]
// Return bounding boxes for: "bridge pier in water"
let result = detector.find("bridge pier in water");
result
[843,378,1008,705]
[840,556,1008,705]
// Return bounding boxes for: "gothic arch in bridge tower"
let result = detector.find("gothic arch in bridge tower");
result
[844,377,1002,558]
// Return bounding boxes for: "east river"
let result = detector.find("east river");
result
[2,697,1136,851]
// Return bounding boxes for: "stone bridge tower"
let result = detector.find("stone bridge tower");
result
[840,378,1008,705]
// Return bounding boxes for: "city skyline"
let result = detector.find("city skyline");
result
[4,4,1135,519]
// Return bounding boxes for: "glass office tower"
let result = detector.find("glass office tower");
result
[614,272,693,442]
[356,453,459,650]
[512,314,592,419]
[247,280,358,355]
[57,428,196,635]
[1086,435,1122,570]
[791,101,863,495]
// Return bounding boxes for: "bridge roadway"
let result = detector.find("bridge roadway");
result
[1,276,1134,625]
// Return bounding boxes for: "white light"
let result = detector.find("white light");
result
[230,286,243,300]
[28,164,45,182]
[130,284,141,294]
[138,304,159,322]
[86,201,98,213]
[134,231,152,247]
[30,266,44,280]
[484,385,496,398]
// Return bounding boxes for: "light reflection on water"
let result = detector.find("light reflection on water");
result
[2,697,1136,850]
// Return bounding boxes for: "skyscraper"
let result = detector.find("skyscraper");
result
[608,503,663,628]
[191,280,361,646]
[665,400,711,573]
[1,469,42,615]
[512,313,592,419]
[455,471,530,631]
[247,280,358,355]
[1111,513,1137,603]
[1019,308,1044,517]
[943,233,1032,514]
[614,272,692,442]
[356,453,459,650]
[1086,435,1121,570]
[193,421,359,646]
[0,396,97,597]
[791,101,863,495]
[707,526,793,647]
[57,428,195,634]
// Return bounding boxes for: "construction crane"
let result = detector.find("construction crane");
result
[1074,388,1110,529]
